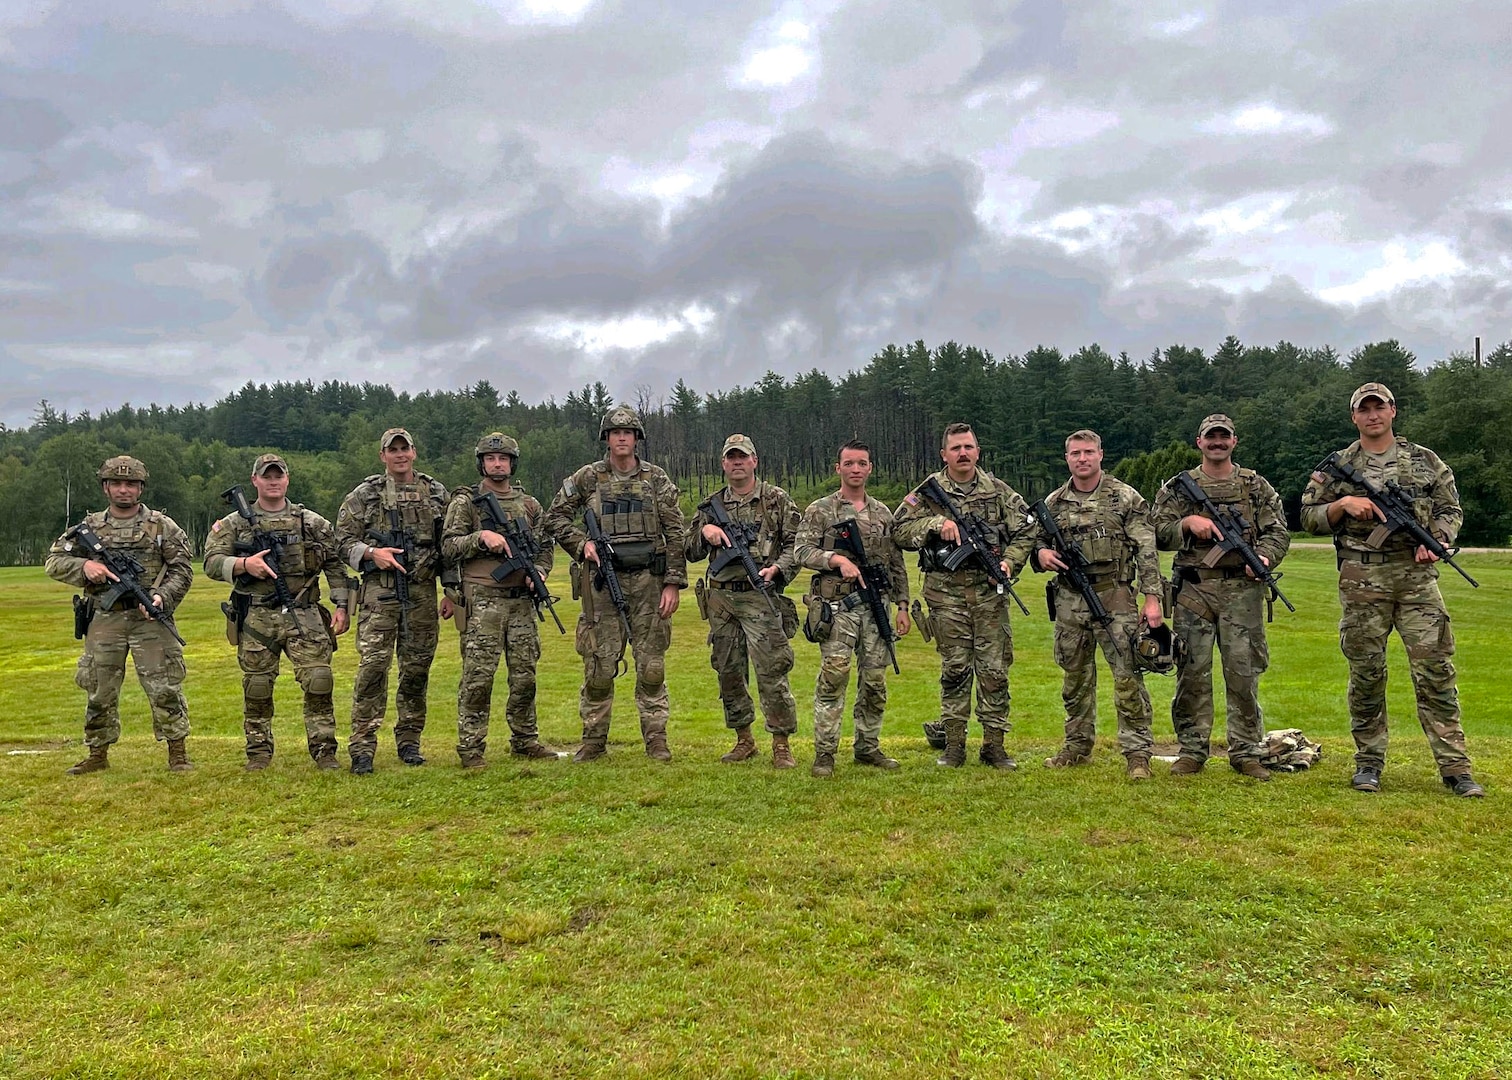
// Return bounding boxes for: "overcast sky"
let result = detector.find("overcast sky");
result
[2,0,1508,427]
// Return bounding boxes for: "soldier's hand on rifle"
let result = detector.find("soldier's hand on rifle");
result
[1415,545,1440,565]
[83,560,119,585]
[659,584,680,619]
[1182,514,1224,542]
[998,557,1014,579]
[700,523,732,547]
[241,549,277,579]
[479,529,511,556]
[830,553,863,583]
[1243,555,1271,579]
[1036,548,1068,572]
[369,545,408,572]
[137,593,165,619]
[895,606,911,637]
[332,608,350,635]
[937,519,961,544]
[582,540,600,565]
[758,564,780,583]
[1332,495,1383,522]
[1142,593,1164,628]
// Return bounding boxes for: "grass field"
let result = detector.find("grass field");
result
[3,547,1512,1078]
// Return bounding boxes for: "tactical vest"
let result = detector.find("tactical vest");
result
[1172,467,1262,570]
[1046,482,1132,581]
[709,483,785,582]
[917,472,1012,573]
[360,474,443,581]
[81,509,169,603]
[235,505,320,600]
[1333,441,1439,556]
[587,462,662,545]
[461,483,532,588]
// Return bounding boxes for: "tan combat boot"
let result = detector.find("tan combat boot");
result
[811,751,835,778]
[1126,754,1152,781]
[1234,759,1272,782]
[1170,757,1204,775]
[573,738,607,763]
[458,751,486,770]
[167,738,194,772]
[67,745,109,775]
[644,734,672,762]
[721,726,759,763]
[513,742,563,760]
[1044,746,1090,768]
[771,733,797,769]
[979,728,1016,771]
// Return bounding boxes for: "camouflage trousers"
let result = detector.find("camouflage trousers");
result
[1052,583,1152,757]
[706,583,797,735]
[349,581,439,757]
[1337,557,1470,775]
[922,576,1013,734]
[812,602,890,755]
[1171,575,1269,765]
[74,608,189,748]
[457,586,542,758]
[576,569,672,742]
[238,604,337,761]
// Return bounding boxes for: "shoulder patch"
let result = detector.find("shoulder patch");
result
[561,477,577,498]
[903,492,919,507]
[1311,471,1328,485]
[211,520,221,533]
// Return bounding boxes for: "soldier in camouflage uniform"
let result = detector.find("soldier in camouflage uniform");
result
[893,423,1034,769]
[336,428,457,774]
[1032,430,1166,780]
[795,440,912,777]
[1301,382,1483,797]
[544,405,687,762]
[1152,414,1290,782]
[686,434,803,768]
[442,432,562,768]
[45,456,196,774]
[204,454,353,771]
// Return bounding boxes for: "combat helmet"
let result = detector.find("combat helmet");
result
[475,432,520,475]
[97,455,149,483]
[1131,623,1185,675]
[599,404,645,440]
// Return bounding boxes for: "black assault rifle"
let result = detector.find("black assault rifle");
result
[1030,499,1113,629]
[364,506,414,638]
[1314,452,1479,588]
[702,495,781,618]
[583,506,634,644]
[917,475,1030,615]
[830,517,900,674]
[222,485,295,613]
[1171,471,1295,613]
[475,490,565,634]
[65,521,186,645]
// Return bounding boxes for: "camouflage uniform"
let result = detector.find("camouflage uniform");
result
[443,482,553,759]
[1301,436,1471,777]
[1032,477,1164,759]
[1153,465,1290,768]
[892,469,1034,745]
[204,498,353,764]
[544,457,687,747]
[45,504,194,749]
[337,472,453,760]
[686,482,802,735]
[794,493,910,756]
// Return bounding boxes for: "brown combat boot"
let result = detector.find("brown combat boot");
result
[1234,759,1272,782]
[458,751,486,770]
[811,751,835,778]
[67,745,109,775]
[314,752,341,771]
[513,742,563,760]
[644,734,672,762]
[1044,746,1090,768]
[167,738,194,772]
[771,733,797,770]
[573,738,607,763]
[1126,754,1152,781]
[854,745,900,770]
[244,754,271,772]
[721,726,759,763]
[979,728,1016,771]
[1170,757,1204,775]
[936,718,967,767]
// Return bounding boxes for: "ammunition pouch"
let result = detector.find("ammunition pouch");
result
[802,594,833,643]
[911,599,934,643]
[450,587,467,636]
[222,591,251,646]
[610,539,658,573]
[72,595,95,640]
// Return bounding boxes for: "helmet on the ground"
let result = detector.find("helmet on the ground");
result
[475,432,520,475]
[97,456,149,483]
[599,405,645,440]
[1132,623,1184,675]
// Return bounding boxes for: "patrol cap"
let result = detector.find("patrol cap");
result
[1197,414,1235,437]
[380,427,414,450]
[252,453,289,477]
[1350,382,1395,410]
[722,434,756,457]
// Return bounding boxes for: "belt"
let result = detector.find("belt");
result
[1336,548,1409,565]
[1177,566,1252,583]
[247,593,311,609]
[476,585,532,599]
[709,578,756,592]
[811,573,858,598]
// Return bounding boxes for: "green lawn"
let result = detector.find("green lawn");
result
[3,548,1511,1078]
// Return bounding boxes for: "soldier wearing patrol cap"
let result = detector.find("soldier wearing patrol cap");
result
[203,453,354,771]
[544,406,687,762]
[442,431,561,768]
[1153,414,1290,781]
[45,456,196,774]
[335,428,457,773]
[1301,382,1483,797]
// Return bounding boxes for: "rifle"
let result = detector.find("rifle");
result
[222,485,295,613]
[1315,452,1479,588]
[474,490,566,634]
[702,495,781,618]
[64,520,186,645]
[830,517,900,674]
[1171,471,1295,613]
[1029,499,1113,629]
[917,475,1030,615]
[583,506,634,645]
[363,506,414,639]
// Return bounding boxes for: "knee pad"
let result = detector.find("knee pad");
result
[638,655,665,692]
[301,665,335,695]
[243,672,275,702]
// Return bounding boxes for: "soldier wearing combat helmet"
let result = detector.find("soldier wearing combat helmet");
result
[442,431,562,767]
[1301,382,1483,797]
[46,456,196,774]
[544,405,687,762]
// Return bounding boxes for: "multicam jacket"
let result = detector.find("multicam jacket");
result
[686,480,801,587]
[443,482,552,589]
[336,472,451,584]
[204,501,351,607]
[45,506,194,612]
[1152,466,1290,572]
[891,468,1035,581]
[1300,437,1462,556]
[794,492,909,606]
[1031,475,1162,596]
[544,456,688,587]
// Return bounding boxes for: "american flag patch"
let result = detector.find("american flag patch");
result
[1310,472,1327,485]
[903,492,919,506]
[211,520,221,532]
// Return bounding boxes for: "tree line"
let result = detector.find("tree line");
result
[3,334,1509,565]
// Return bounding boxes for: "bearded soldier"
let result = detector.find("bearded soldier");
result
[1301,382,1483,797]
[45,456,195,774]
[686,434,803,768]
[1152,414,1289,781]
[893,423,1034,769]
[204,454,353,770]
[336,428,456,774]
[544,405,687,762]
[442,432,562,768]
